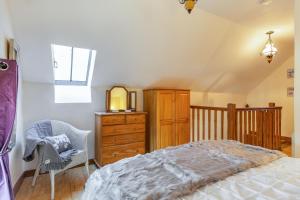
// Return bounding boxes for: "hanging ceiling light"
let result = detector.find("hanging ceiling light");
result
[261,31,278,63]
[179,0,198,14]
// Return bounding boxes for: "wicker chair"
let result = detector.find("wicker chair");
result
[31,120,90,200]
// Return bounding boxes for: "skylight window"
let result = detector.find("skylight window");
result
[51,44,96,86]
[51,44,96,103]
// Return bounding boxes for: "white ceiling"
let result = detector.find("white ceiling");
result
[7,0,294,93]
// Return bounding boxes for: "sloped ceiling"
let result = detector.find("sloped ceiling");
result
[7,0,294,93]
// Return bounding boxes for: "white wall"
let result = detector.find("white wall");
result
[0,0,25,186]
[191,91,247,107]
[294,0,300,157]
[247,57,294,137]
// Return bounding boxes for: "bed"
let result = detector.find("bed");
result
[82,141,300,200]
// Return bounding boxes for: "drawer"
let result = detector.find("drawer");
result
[126,114,145,124]
[102,132,145,147]
[102,123,145,136]
[101,115,125,125]
[102,142,145,165]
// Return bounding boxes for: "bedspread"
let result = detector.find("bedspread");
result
[82,141,284,200]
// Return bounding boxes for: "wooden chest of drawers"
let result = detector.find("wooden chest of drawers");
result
[95,112,147,166]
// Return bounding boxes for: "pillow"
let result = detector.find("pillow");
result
[45,134,73,153]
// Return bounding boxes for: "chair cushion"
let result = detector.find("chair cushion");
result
[45,134,73,153]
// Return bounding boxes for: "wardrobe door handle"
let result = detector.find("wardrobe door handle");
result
[112,153,118,157]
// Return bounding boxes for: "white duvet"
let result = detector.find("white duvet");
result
[182,157,300,200]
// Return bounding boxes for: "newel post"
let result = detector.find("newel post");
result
[268,102,276,149]
[227,103,237,140]
[269,102,276,108]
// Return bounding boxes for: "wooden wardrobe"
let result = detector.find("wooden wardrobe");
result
[143,89,190,152]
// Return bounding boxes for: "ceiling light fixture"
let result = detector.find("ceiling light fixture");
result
[261,31,278,63]
[179,0,198,14]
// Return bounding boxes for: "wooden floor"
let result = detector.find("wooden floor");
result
[16,165,96,200]
[16,145,292,200]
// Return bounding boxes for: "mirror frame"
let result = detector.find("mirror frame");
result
[106,86,129,112]
[128,91,137,112]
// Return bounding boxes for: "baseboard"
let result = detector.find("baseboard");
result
[13,172,25,197]
[13,159,95,196]
[281,136,291,144]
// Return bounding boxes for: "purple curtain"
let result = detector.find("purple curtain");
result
[0,59,18,200]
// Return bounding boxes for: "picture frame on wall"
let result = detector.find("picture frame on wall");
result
[0,34,8,59]
[8,39,19,61]
[287,68,294,79]
[287,87,294,97]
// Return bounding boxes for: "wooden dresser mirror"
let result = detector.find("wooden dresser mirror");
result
[106,86,137,112]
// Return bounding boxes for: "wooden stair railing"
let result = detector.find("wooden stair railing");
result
[190,105,227,142]
[190,103,282,150]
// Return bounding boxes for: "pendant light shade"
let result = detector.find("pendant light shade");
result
[179,0,198,14]
[262,31,278,63]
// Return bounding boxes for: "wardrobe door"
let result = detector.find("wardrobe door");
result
[158,91,175,122]
[159,122,174,149]
[175,91,190,145]
[175,91,190,121]
[176,121,190,145]
[157,90,176,148]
